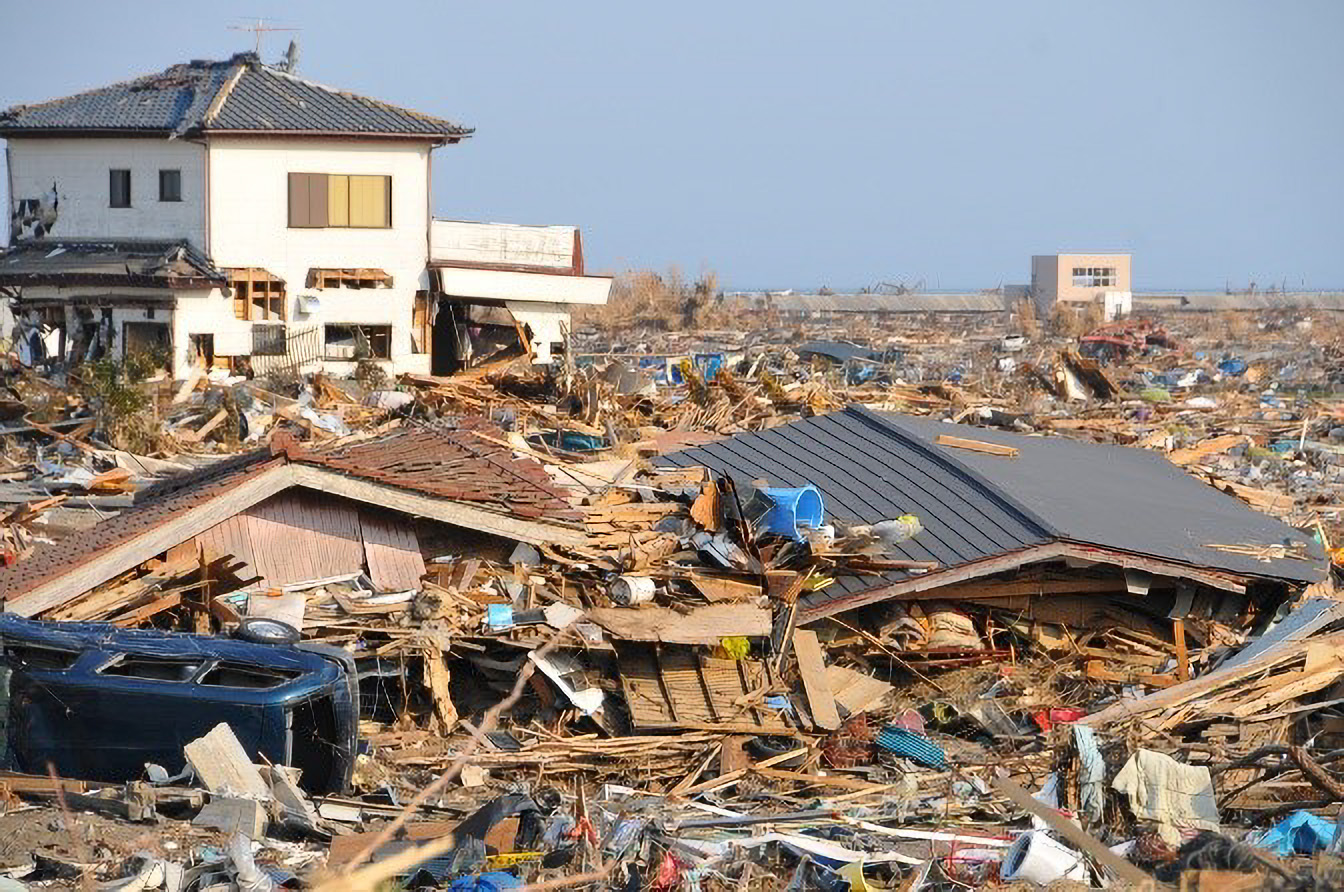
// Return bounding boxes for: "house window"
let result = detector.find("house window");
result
[159,169,182,202]
[307,268,394,289]
[1071,266,1117,288]
[251,324,288,356]
[288,173,391,228]
[325,324,391,360]
[226,268,286,321]
[109,169,131,208]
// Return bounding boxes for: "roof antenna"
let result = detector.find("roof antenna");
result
[228,18,298,57]
[279,38,300,74]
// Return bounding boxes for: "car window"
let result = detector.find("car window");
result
[99,656,202,681]
[5,645,79,670]
[199,662,301,689]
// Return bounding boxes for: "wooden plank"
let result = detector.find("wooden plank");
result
[935,434,1019,457]
[991,774,1155,888]
[288,465,588,547]
[361,510,426,592]
[587,604,772,645]
[792,629,840,731]
[1173,618,1190,682]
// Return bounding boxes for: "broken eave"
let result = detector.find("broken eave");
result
[795,537,1314,623]
[0,273,220,290]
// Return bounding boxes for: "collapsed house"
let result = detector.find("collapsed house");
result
[661,406,1326,678]
[0,51,610,379]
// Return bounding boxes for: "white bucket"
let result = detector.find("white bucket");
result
[1000,831,1088,885]
[610,575,656,606]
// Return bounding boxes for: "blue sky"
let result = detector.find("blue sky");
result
[2,1,1341,290]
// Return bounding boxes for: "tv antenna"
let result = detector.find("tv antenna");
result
[229,18,298,55]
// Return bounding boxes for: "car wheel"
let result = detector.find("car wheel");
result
[234,617,301,645]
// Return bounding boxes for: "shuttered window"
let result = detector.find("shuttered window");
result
[288,173,390,229]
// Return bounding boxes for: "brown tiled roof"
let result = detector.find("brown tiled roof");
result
[293,419,579,521]
[0,420,578,605]
[0,450,284,606]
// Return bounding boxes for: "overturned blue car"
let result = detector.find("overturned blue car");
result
[0,614,358,794]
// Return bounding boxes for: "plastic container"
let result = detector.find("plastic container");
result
[759,485,825,540]
[1000,831,1087,884]
[610,575,656,606]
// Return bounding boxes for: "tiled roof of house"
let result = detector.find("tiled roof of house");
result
[0,421,576,606]
[0,240,226,288]
[0,53,471,139]
[293,419,580,522]
[0,451,285,605]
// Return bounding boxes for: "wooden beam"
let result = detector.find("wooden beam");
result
[935,434,1019,458]
[1173,617,1190,682]
[792,629,840,731]
[991,774,1156,888]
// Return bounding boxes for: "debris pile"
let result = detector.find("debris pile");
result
[1,306,1344,888]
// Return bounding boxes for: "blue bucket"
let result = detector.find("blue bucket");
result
[759,486,825,540]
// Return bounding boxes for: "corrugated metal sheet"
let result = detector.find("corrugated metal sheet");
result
[659,408,1053,610]
[660,407,1326,616]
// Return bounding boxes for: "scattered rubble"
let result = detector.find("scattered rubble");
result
[0,306,1343,889]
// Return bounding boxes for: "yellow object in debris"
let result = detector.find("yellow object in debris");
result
[1328,545,1344,566]
[715,636,751,660]
[484,852,543,869]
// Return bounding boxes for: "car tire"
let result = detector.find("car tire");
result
[234,617,301,646]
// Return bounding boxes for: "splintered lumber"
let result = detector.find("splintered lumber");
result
[422,650,458,731]
[184,723,270,798]
[1168,434,1251,467]
[792,629,840,731]
[587,603,772,644]
[935,434,1018,458]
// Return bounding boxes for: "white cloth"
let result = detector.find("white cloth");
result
[1112,749,1220,844]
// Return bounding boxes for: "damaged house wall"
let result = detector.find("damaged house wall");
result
[6,137,207,245]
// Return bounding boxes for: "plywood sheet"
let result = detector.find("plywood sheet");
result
[588,604,772,645]
[792,629,840,730]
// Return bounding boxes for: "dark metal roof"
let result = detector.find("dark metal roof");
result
[659,407,1055,610]
[0,239,225,289]
[0,54,471,140]
[660,406,1326,616]
[884,413,1324,584]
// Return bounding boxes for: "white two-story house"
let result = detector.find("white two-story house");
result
[0,51,609,379]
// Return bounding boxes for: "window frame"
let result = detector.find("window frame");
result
[324,323,392,360]
[109,169,132,208]
[158,169,182,203]
[288,172,391,230]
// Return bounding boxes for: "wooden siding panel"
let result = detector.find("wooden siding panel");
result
[360,509,425,591]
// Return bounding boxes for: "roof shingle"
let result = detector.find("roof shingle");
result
[0,54,471,140]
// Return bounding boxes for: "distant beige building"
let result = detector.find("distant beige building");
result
[1031,253,1132,313]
